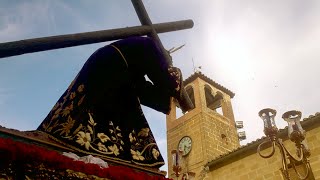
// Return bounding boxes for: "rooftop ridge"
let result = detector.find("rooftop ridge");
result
[183,72,235,98]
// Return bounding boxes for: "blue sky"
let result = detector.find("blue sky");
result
[1,0,320,173]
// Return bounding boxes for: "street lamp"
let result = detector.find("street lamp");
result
[257,108,311,180]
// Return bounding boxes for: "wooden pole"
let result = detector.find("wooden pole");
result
[0,20,193,59]
[131,0,173,64]
[131,0,195,111]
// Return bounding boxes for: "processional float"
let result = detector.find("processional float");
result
[0,1,194,179]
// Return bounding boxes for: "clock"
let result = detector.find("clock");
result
[178,136,192,156]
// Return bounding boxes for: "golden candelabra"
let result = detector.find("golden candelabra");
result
[257,108,311,180]
[171,150,196,180]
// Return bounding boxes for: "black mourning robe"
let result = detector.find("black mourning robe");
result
[37,37,176,168]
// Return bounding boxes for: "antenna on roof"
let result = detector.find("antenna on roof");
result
[192,58,201,73]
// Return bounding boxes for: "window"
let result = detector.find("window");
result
[204,84,223,115]
[185,85,195,109]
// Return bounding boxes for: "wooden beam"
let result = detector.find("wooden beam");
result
[131,0,172,64]
[131,0,195,111]
[0,20,193,59]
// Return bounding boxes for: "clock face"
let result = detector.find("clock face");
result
[178,136,192,156]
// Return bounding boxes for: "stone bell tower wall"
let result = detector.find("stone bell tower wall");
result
[166,73,240,179]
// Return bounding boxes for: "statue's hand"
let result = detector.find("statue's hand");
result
[168,66,182,92]
[167,66,194,113]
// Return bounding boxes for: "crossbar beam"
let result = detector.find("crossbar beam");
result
[0,20,193,59]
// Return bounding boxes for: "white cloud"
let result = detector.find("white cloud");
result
[0,1,53,42]
[0,0,106,43]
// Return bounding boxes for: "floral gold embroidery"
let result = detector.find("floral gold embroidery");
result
[88,113,97,126]
[98,133,110,143]
[87,125,93,134]
[57,116,75,136]
[51,114,59,121]
[78,95,85,106]
[98,142,107,152]
[62,102,73,117]
[52,102,61,111]
[76,131,91,150]
[73,124,83,135]
[69,92,76,100]
[69,113,124,156]
[129,128,160,162]
[43,84,85,135]
[152,148,160,160]
[77,84,84,93]
[38,74,165,167]
[131,149,145,161]
[42,122,49,130]
[138,128,149,137]
[47,120,59,132]
[54,108,62,115]
[129,133,136,142]
[55,108,62,114]
[108,144,120,156]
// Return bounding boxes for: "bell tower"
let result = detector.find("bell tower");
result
[166,72,241,179]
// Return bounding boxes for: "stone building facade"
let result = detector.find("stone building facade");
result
[205,113,320,180]
[166,72,320,179]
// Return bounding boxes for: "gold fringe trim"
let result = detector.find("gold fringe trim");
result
[110,45,128,68]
